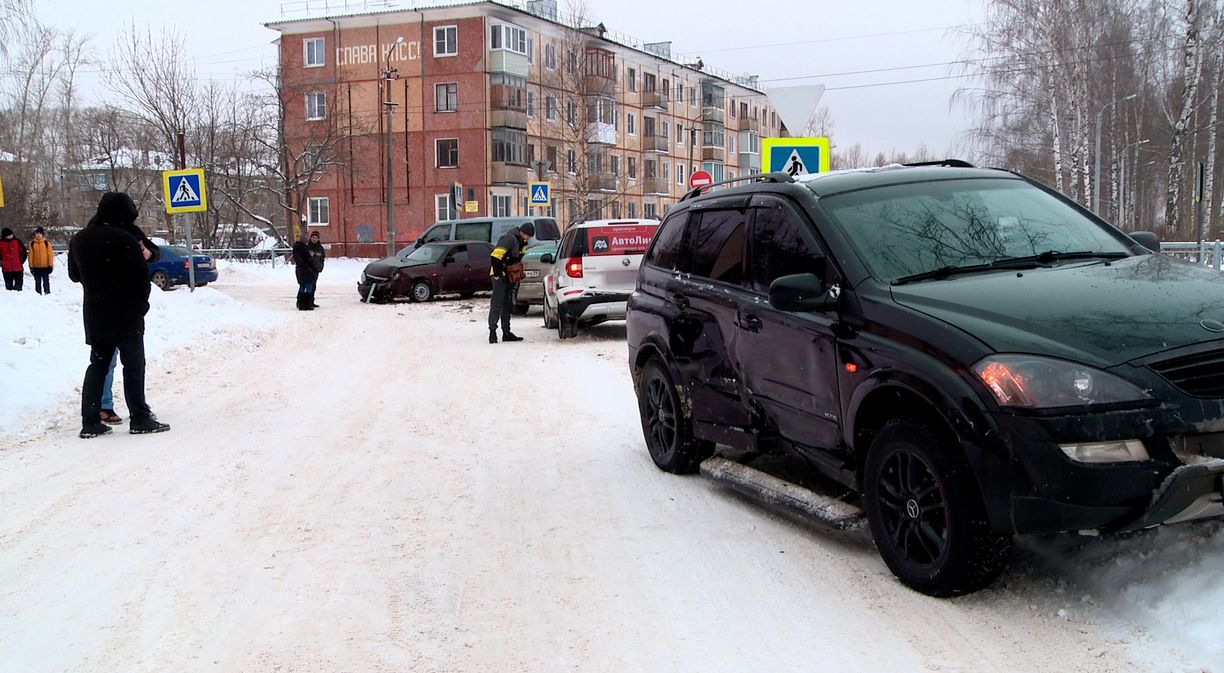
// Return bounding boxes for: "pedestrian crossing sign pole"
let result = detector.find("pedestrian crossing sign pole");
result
[761,137,831,177]
[529,181,551,209]
[162,168,208,214]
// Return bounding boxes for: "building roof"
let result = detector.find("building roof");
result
[266,0,764,93]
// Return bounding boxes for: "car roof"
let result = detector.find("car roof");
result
[569,218,660,229]
[422,239,491,247]
[794,166,1020,198]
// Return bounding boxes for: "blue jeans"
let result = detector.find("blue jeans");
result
[101,352,119,410]
[299,281,316,294]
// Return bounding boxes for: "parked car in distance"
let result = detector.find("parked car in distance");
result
[412,216,560,249]
[541,219,659,338]
[148,245,218,290]
[358,240,493,303]
[513,240,559,315]
[627,163,1224,597]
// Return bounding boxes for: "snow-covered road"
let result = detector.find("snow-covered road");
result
[0,270,1211,672]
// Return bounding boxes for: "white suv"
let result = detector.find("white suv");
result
[541,219,659,339]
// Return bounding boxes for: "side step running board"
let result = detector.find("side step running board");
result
[699,456,864,530]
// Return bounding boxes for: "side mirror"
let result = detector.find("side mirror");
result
[442,256,456,265]
[768,273,837,313]
[539,253,555,265]
[1131,231,1160,253]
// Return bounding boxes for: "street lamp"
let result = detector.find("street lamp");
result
[1093,93,1137,214]
[384,35,404,256]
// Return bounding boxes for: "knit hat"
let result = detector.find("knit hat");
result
[519,223,535,236]
[94,192,139,226]
[34,226,45,235]
[0,227,12,239]
[310,230,321,238]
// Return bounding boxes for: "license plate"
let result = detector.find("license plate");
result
[524,270,540,279]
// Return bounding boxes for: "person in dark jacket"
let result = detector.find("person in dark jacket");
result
[488,222,534,343]
[67,192,170,439]
[0,227,27,291]
[291,230,325,310]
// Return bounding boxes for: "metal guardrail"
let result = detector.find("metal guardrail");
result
[198,248,294,267]
[1159,241,1224,270]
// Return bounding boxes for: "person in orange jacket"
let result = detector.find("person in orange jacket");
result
[28,227,54,294]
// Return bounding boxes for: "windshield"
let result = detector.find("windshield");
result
[820,178,1134,283]
[403,245,448,263]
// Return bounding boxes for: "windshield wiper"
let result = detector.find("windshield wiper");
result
[892,262,999,285]
[892,250,1130,286]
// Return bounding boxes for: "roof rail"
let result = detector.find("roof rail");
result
[678,171,794,203]
[901,159,976,168]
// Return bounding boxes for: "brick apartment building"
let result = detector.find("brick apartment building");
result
[267,0,781,256]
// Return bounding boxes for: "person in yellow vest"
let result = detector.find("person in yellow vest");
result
[28,227,55,295]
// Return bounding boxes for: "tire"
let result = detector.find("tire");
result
[512,302,529,316]
[543,300,559,329]
[410,280,433,303]
[636,357,714,473]
[151,271,170,291]
[558,309,579,339]
[862,418,1012,597]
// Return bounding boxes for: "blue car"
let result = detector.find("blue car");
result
[149,245,218,290]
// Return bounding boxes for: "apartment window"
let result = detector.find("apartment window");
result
[588,153,604,175]
[435,194,452,222]
[662,161,669,182]
[566,98,576,124]
[546,96,557,121]
[308,197,329,226]
[740,102,748,118]
[611,200,621,219]
[490,23,527,54]
[305,92,326,120]
[587,199,603,219]
[493,194,512,216]
[690,91,697,109]
[703,122,725,148]
[435,83,457,112]
[662,120,669,141]
[304,144,323,170]
[610,155,620,176]
[628,201,638,218]
[702,161,725,182]
[627,112,635,135]
[436,138,459,167]
[303,37,325,67]
[491,128,528,165]
[661,78,670,97]
[546,145,558,172]
[527,37,534,63]
[434,26,457,57]
[729,134,736,153]
[676,84,684,103]
[566,149,576,173]
[644,159,657,179]
[729,98,736,118]
[676,123,684,146]
[490,73,526,110]
[627,67,636,92]
[628,156,637,179]
[526,91,535,117]
[677,163,685,185]
[566,49,577,74]
[643,72,656,92]
[644,202,657,219]
[544,43,556,69]
[643,116,656,138]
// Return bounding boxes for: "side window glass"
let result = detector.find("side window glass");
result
[456,222,492,242]
[690,209,747,285]
[451,245,469,264]
[558,229,588,257]
[647,212,688,271]
[424,225,449,242]
[749,201,821,294]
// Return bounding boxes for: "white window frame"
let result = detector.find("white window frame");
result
[546,96,557,121]
[436,138,459,168]
[492,193,512,217]
[433,25,458,57]
[627,112,635,136]
[303,37,325,68]
[305,92,326,121]
[566,149,576,174]
[435,194,452,222]
[677,163,685,186]
[489,23,527,55]
[308,197,330,226]
[435,82,458,112]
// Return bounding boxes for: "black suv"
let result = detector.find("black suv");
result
[627,164,1224,596]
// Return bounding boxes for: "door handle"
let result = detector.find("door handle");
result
[737,312,763,332]
[670,293,690,309]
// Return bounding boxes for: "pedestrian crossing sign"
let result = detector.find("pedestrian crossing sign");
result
[529,181,551,207]
[762,137,831,177]
[162,168,208,214]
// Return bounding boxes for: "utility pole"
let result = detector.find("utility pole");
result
[383,36,404,257]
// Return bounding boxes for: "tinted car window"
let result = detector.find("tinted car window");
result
[690,209,746,285]
[449,245,469,264]
[558,229,585,258]
[533,219,561,240]
[422,225,450,243]
[456,222,492,241]
[749,200,822,294]
[647,212,689,271]
[821,178,1134,283]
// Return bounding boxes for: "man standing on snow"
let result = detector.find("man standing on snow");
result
[68,191,170,439]
[0,227,27,291]
[291,230,325,311]
[488,222,533,343]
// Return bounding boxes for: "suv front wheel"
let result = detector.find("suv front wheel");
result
[863,418,1012,597]
[637,358,714,473]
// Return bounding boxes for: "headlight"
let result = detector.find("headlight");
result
[972,355,1151,409]
[360,271,368,283]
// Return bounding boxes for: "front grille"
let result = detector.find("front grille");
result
[1150,349,1224,397]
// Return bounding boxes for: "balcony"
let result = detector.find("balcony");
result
[641,177,669,195]
[587,122,618,145]
[589,173,618,191]
[642,134,670,153]
[702,146,725,163]
[642,90,669,110]
[739,152,761,171]
[585,72,616,96]
[491,162,529,185]
[737,116,760,132]
[702,106,725,126]
[490,108,528,130]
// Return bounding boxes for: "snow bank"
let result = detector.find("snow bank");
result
[213,256,372,288]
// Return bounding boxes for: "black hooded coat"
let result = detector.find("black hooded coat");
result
[67,193,161,345]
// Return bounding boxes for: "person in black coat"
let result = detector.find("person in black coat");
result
[291,230,325,310]
[67,192,170,438]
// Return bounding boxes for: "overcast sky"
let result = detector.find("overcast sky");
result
[34,0,987,158]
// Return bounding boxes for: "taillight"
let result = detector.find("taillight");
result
[565,257,583,278]
[182,260,189,270]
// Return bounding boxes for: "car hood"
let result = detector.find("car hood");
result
[888,255,1224,368]
[363,256,431,278]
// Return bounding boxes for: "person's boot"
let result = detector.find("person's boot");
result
[79,422,113,439]
[489,328,498,344]
[130,415,171,435]
[297,292,313,311]
[502,332,523,342]
[310,291,319,308]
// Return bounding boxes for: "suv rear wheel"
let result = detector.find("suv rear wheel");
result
[637,358,714,473]
[558,310,579,339]
[863,418,1011,597]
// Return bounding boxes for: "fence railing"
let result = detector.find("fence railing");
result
[199,248,294,267]
[1159,241,1224,270]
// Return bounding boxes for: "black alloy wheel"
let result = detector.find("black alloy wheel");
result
[637,358,713,473]
[875,448,949,566]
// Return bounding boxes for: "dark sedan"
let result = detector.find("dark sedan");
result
[148,245,218,290]
[358,240,493,303]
